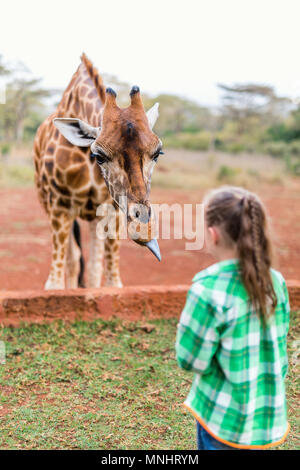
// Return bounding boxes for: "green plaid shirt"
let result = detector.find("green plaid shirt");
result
[176,259,290,448]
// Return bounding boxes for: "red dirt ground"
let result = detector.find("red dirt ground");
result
[0,184,300,291]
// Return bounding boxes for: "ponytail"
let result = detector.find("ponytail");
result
[237,194,277,318]
[205,186,277,319]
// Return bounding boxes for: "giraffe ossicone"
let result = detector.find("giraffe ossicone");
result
[33,53,163,290]
[53,102,160,145]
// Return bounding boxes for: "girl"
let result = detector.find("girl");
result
[176,186,290,450]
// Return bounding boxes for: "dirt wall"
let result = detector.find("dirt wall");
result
[0,282,299,327]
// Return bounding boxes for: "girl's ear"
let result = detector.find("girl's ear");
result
[208,226,219,245]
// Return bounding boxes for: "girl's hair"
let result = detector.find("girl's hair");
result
[204,186,277,319]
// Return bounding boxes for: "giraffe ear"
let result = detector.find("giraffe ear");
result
[146,103,159,130]
[53,118,100,147]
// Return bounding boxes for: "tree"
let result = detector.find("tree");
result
[0,55,10,76]
[6,77,52,141]
[218,83,291,135]
[0,58,54,142]
[143,93,212,136]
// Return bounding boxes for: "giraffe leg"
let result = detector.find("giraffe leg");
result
[104,212,123,288]
[65,224,81,289]
[87,218,105,288]
[45,213,72,290]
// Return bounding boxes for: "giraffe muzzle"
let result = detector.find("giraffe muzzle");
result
[145,239,161,262]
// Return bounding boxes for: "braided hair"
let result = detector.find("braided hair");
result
[204,186,277,319]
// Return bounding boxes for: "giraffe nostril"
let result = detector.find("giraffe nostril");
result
[128,204,150,223]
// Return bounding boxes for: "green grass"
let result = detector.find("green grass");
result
[0,313,299,450]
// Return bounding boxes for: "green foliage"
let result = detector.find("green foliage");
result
[0,161,34,187]
[0,57,54,144]
[144,94,212,137]
[23,111,46,141]
[217,165,239,182]
[267,123,294,142]
[285,155,300,176]
[163,131,211,150]
[0,55,10,76]
[263,141,290,158]
[266,109,300,148]
[289,140,300,155]
[1,143,11,156]
[219,141,246,154]
[262,140,300,159]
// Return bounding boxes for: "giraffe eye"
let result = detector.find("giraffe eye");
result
[96,155,106,165]
[152,149,164,162]
[90,151,107,165]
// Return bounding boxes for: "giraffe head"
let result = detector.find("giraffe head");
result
[54,86,162,260]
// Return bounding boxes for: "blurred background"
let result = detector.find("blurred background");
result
[0,0,300,289]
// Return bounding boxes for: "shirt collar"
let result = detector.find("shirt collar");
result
[192,258,240,283]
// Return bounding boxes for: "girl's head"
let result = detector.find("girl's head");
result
[204,186,277,318]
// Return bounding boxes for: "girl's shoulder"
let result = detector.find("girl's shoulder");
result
[190,259,245,312]
[270,268,289,303]
[270,268,286,286]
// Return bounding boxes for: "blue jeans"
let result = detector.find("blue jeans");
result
[196,421,238,450]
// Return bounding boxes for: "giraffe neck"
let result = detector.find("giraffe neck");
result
[56,54,105,127]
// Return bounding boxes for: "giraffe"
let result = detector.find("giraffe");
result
[33,53,162,290]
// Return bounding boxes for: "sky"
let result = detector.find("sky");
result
[1,0,300,106]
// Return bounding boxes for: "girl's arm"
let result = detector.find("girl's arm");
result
[282,278,290,379]
[176,284,220,374]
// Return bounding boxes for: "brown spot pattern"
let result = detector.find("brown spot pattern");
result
[66,165,89,188]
